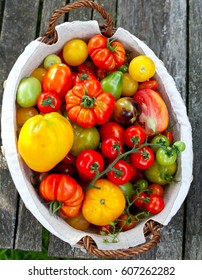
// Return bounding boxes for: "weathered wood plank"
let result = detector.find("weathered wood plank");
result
[117,0,187,260]
[0,0,42,251]
[184,0,202,260]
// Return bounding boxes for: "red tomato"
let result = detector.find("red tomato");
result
[61,153,76,165]
[163,130,174,145]
[97,224,113,235]
[37,91,61,114]
[76,150,105,182]
[88,34,126,71]
[124,125,146,148]
[107,159,132,185]
[132,192,148,210]
[39,174,84,218]
[42,64,72,101]
[130,146,155,170]
[134,89,169,136]
[73,72,97,86]
[101,137,123,159]
[118,213,136,231]
[99,121,125,145]
[78,64,95,75]
[145,194,164,214]
[148,184,164,197]
[65,79,115,128]
[138,79,158,90]
[51,162,77,177]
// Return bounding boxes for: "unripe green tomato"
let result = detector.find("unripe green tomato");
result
[43,54,62,70]
[16,76,42,107]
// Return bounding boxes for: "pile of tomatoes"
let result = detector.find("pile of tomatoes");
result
[16,34,185,241]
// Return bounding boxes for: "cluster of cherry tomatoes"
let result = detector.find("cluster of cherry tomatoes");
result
[16,34,185,241]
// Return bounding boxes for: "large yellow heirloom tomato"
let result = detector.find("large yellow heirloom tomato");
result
[18,112,74,172]
[82,179,126,226]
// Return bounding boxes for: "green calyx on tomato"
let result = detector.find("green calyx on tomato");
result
[156,147,177,166]
[101,71,123,100]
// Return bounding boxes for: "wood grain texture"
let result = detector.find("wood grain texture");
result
[184,0,202,260]
[0,0,42,250]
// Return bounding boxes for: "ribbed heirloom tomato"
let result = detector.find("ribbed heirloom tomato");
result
[39,174,84,218]
[82,179,126,226]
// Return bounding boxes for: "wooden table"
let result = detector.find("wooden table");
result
[0,0,201,259]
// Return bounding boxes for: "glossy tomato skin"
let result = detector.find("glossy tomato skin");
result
[99,121,125,145]
[134,89,169,136]
[145,195,164,214]
[138,79,158,90]
[88,34,126,71]
[132,192,148,210]
[65,211,90,231]
[107,159,132,185]
[42,63,72,101]
[130,146,155,170]
[76,150,105,182]
[118,213,136,231]
[39,174,84,218]
[124,125,146,148]
[16,107,38,127]
[37,91,61,114]
[148,184,164,197]
[82,179,126,226]
[101,137,123,159]
[156,147,177,166]
[65,79,115,128]
[129,55,155,82]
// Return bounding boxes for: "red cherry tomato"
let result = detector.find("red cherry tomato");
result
[76,150,105,182]
[37,91,61,114]
[132,192,148,210]
[138,79,158,90]
[130,146,155,170]
[118,213,136,231]
[101,137,123,159]
[99,121,125,145]
[145,195,164,214]
[107,159,132,185]
[148,184,164,197]
[124,125,146,148]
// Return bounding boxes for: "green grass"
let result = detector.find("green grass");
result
[0,228,66,260]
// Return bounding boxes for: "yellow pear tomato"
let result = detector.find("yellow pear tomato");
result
[82,179,126,226]
[18,112,74,172]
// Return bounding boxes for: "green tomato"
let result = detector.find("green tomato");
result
[16,76,42,107]
[144,160,177,185]
[150,134,170,153]
[156,147,177,166]
[70,123,100,156]
[43,54,62,70]
[134,178,148,191]
[119,182,134,201]
[172,141,186,153]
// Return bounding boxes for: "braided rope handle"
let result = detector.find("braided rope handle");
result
[40,0,114,44]
[78,220,163,258]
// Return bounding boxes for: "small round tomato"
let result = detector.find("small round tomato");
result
[134,178,149,191]
[63,39,88,66]
[43,54,62,70]
[124,125,146,148]
[42,63,72,101]
[65,211,90,231]
[118,213,136,231]
[51,162,77,177]
[148,184,164,197]
[144,160,177,185]
[99,121,125,144]
[172,141,186,153]
[101,137,123,159]
[138,79,158,90]
[31,67,47,83]
[156,147,177,166]
[129,55,155,82]
[16,76,42,107]
[130,146,155,170]
[163,130,174,145]
[73,72,96,85]
[145,195,164,214]
[61,152,76,165]
[107,159,132,185]
[122,73,139,97]
[82,179,126,226]
[150,134,170,153]
[76,150,104,182]
[119,182,134,201]
[37,91,61,113]
[16,107,38,127]
[132,192,148,210]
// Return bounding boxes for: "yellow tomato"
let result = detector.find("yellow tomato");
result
[18,112,74,172]
[82,179,126,226]
[122,73,139,96]
[16,107,38,127]
[30,67,47,83]
[128,55,155,82]
[65,211,90,231]
[63,39,88,66]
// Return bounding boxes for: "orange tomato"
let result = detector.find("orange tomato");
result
[82,179,126,226]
